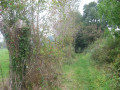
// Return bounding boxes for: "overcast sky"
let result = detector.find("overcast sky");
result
[79,0,98,15]
[0,32,3,42]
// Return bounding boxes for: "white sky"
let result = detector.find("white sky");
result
[79,0,98,15]
[0,32,3,42]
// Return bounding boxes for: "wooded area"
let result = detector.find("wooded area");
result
[0,0,120,90]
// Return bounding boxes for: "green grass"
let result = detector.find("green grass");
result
[62,53,113,90]
[0,48,114,89]
[0,49,9,78]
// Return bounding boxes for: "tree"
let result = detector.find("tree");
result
[74,2,106,53]
[75,25,102,53]
[82,1,107,30]
[83,2,98,24]
[0,0,46,89]
[98,0,120,27]
[51,0,81,46]
[0,0,79,89]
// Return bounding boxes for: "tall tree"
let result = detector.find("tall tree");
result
[83,2,98,24]
[98,0,120,27]
[0,0,31,89]
[0,0,46,89]
[82,1,107,30]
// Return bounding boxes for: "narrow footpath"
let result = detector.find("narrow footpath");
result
[61,54,112,90]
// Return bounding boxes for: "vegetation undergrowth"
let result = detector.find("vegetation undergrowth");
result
[87,36,120,89]
[0,0,120,89]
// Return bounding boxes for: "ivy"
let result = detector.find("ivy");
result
[9,27,31,89]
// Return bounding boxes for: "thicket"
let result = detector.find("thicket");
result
[91,37,120,63]
[74,2,106,53]
[0,0,78,89]
[87,0,120,89]
[73,0,120,89]
[87,34,120,89]
[75,25,102,53]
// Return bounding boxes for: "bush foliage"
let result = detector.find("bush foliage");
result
[75,25,102,53]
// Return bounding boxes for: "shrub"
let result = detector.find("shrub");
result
[75,25,102,53]
[91,37,120,63]
[89,36,120,89]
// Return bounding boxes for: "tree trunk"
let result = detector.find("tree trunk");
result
[0,21,31,89]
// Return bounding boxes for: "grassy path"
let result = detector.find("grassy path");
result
[61,54,112,90]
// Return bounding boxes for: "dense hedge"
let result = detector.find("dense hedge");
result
[75,25,102,53]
